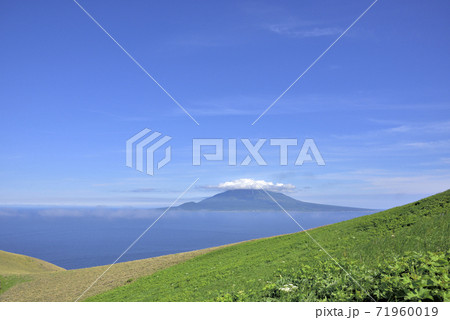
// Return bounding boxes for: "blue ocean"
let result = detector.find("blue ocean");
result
[0,208,375,269]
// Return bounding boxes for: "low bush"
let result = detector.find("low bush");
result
[258,251,449,302]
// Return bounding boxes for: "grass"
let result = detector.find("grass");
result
[0,243,236,301]
[0,250,64,275]
[0,250,64,298]
[87,190,449,301]
[0,275,30,295]
[258,250,449,302]
[1,190,448,301]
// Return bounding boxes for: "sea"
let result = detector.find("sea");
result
[0,207,376,270]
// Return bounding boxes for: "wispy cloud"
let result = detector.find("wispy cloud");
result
[0,207,162,218]
[240,1,342,39]
[129,188,155,193]
[268,24,342,38]
[384,125,410,133]
[166,34,234,48]
[312,169,450,195]
[185,94,449,117]
[333,120,450,141]
[364,174,450,195]
[403,140,450,150]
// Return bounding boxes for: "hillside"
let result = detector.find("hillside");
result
[1,190,448,302]
[0,250,64,275]
[0,243,237,301]
[89,190,449,302]
[0,250,65,296]
[174,189,372,212]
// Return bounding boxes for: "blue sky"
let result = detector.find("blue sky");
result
[1,0,449,209]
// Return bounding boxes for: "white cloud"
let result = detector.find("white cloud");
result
[313,170,450,196]
[364,174,450,195]
[268,24,342,38]
[385,125,410,133]
[212,178,295,192]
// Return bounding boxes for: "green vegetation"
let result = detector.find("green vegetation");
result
[0,243,233,301]
[0,250,65,298]
[0,275,30,295]
[253,251,449,302]
[0,250,64,298]
[0,250,64,275]
[1,190,448,302]
[88,190,449,302]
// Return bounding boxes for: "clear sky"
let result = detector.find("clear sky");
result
[1,0,449,209]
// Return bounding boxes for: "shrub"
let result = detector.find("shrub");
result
[261,251,449,302]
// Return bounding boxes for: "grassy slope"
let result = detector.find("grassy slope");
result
[0,243,237,301]
[88,190,450,301]
[0,250,64,275]
[0,250,65,297]
[0,275,31,296]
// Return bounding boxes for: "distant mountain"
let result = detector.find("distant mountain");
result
[172,189,372,212]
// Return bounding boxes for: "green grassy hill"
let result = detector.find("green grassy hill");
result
[0,243,236,301]
[0,250,64,275]
[1,190,448,301]
[88,190,449,302]
[0,250,64,295]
